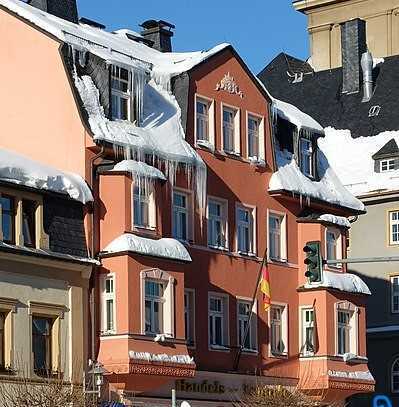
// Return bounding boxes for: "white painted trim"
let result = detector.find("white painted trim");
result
[246,110,265,160]
[236,296,258,353]
[325,226,343,270]
[208,291,230,350]
[221,102,241,155]
[100,272,116,335]
[195,94,215,147]
[184,288,196,348]
[172,187,194,242]
[207,196,229,250]
[268,302,289,358]
[267,209,287,262]
[235,202,257,256]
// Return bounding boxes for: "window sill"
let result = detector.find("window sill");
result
[100,330,116,336]
[196,140,215,152]
[209,344,230,352]
[241,348,259,355]
[269,257,288,265]
[237,251,257,258]
[208,244,229,252]
[270,352,288,359]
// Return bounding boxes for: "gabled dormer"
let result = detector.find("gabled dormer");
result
[372,138,399,173]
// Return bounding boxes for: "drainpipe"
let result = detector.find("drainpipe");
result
[88,146,105,363]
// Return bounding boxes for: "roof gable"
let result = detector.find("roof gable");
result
[372,138,399,159]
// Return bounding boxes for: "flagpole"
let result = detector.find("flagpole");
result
[233,247,268,371]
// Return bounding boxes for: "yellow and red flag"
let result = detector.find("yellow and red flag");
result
[260,262,271,311]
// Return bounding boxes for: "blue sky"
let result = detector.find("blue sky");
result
[77,1,309,74]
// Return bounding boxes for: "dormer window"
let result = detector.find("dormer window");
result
[381,159,395,172]
[111,66,133,121]
[299,138,313,177]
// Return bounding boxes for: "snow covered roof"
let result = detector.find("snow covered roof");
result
[129,351,194,365]
[318,214,351,229]
[269,148,365,212]
[273,99,323,133]
[110,160,166,181]
[0,148,92,204]
[0,0,228,77]
[319,128,399,196]
[102,233,192,262]
[305,270,371,295]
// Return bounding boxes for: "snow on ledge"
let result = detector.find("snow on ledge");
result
[110,160,166,181]
[129,351,194,365]
[305,270,371,295]
[328,369,374,382]
[103,233,192,262]
[318,214,351,229]
[0,148,92,204]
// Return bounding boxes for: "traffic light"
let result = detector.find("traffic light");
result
[303,241,322,283]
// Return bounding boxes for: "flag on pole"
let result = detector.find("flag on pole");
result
[260,261,271,311]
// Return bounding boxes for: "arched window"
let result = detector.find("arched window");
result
[392,357,399,393]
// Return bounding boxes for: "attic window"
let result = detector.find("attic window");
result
[368,106,381,117]
[111,66,133,122]
[381,159,395,172]
[299,138,314,177]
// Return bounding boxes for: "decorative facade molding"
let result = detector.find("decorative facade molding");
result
[215,73,244,98]
[129,361,196,378]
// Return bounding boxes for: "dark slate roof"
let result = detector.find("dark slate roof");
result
[258,52,399,138]
[371,138,399,159]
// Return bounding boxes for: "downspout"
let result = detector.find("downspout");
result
[88,146,105,362]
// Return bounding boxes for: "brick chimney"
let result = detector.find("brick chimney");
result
[341,18,367,94]
[27,0,78,24]
[140,20,175,52]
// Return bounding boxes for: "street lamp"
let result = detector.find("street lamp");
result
[84,360,109,402]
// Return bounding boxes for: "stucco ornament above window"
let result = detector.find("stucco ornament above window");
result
[215,73,244,98]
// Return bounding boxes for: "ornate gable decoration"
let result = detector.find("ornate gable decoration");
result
[215,73,244,98]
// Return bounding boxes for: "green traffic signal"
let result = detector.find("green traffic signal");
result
[303,241,322,283]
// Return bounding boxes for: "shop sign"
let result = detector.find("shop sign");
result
[215,73,244,98]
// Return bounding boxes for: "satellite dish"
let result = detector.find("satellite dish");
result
[181,401,192,407]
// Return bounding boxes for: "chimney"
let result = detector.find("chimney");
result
[27,0,78,24]
[341,18,367,94]
[140,20,175,52]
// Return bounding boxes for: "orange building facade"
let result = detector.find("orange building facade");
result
[0,1,374,405]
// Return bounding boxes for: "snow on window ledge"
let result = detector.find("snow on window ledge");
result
[129,351,194,366]
[102,233,192,262]
[196,139,215,152]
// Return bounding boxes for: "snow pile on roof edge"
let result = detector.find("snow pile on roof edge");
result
[318,214,351,228]
[129,351,194,365]
[111,160,166,181]
[103,233,192,262]
[305,270,371,295]
[0,148,92,204]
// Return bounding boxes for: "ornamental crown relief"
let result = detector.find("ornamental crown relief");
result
[215,73,244,98]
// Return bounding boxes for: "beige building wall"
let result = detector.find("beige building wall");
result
[294,0,399,71]
[0,256,90,384]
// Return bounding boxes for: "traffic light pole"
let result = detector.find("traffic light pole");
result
[325,255,399,265]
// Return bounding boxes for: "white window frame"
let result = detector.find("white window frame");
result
[101,273,116,335]
[325,227,342,268]
[299,138,314,177]
[132,183,156,230]
[208,292,229,351]
[111,65,133,122]
[184,289,196,347]
[195,94,215,147]
[235,204,256,255]
[144,280,165,335]
[237,298,258,353]
[267,210,287,262]
[207,197,228,250]
[392,357,399,394]
[391,276,399,314]
[246,111,265,160]
[221,103,240,155]
[172,188,193,242]
[335,301,358,357]
[380,159,395,172]
[269,303,288,357]
[299,306,315,356]
[140,269,175,337]
[389,211,399,245]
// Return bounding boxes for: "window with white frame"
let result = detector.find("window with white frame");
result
[184,290,195,346]
[392,276,399,313]
[133,185,155,228]
[237,300,257,352]
[196,98,210,142]
[173,190,191,241]
[248,115,260,158]
[111,65,133,121]
[326,228,342,266]
[299,138,313,177]
[209,294,228,348]
[145,280,165,335]
[390,211,399,245]
[381,159,395,172]
[208,198,228,249]
[101,275,115,334]
[392,358,399,393]
[268,212,286,261]
[301,308,315,356]
[236,206,255,254]
[336,302,358,356]
[270,304,287,356]
[223,107,239,153]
